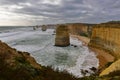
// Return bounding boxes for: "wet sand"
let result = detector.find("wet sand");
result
[71,35,115,69]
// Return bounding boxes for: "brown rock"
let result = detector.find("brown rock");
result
[55,24,70,47]
[67,23,88,35]
[0,40,42,80]
[89,23,120,60]
[0,40,41,69]
[88,23,120,76]
[100,59,120,76]
[41,25,47,31]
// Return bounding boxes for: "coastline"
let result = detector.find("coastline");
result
[71,35,115,69]
[70,35,90,46]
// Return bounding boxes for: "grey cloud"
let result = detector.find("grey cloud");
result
[0,0,28,5]
[0,0,120,25]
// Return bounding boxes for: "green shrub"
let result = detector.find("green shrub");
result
[79,32,89,37]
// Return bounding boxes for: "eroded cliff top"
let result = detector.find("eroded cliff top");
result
[94,22,120,28]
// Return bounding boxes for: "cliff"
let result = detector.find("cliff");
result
[41,25,47,31]
[67,23,93,37]
[89,23,120,59]
[0,40,83,80]
[0,40,42,80]
[88,23,120,76]
[100,59,120,76]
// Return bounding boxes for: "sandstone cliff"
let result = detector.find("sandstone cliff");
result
[67,23,88,35]
[55,24,70,47]
[67,23,93,38]
[100,59,120,76]
[88,23,120,76]
[89,23,120,59]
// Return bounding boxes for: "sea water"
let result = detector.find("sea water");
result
[0,27,99,77]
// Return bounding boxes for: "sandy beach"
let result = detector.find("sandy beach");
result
[71,35,90,46]
[71,35,115,69]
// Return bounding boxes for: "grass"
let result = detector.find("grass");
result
[0,55,100,80]
[1,55,120,80]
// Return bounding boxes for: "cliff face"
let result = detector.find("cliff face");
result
[88,23,120,76]
[55,24,70,47]
[67,23,88,35]
[89,23,120,59]
[67,23,93,37]
[100,59,120,76]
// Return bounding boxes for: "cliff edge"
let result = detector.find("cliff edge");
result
[89,23,120,60]
[0,40,83,80]
[88,23,120,76]
[0,40,42,80]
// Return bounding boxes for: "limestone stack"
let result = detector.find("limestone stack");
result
[41,25,47,31]
[55,24,70,47]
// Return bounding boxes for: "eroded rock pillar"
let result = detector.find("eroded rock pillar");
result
[55,24,70,47]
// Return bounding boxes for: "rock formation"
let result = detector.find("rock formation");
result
[41,25,47,31]
[89,23,120,59]
[100,59,120,76]
[0,40,86,80]
[67,23,88,35]
[88,22,120,76]
[67,23,93,37]
[0,40,41,80]
[55,24,70,47]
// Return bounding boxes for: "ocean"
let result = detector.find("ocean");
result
[0,26,99,77]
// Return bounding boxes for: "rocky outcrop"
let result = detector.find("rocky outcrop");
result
[89,23,120,60]
[88,23,120,76]
[0,41,42,80]
[55,24,70,47]
[100,59,120,76]
[67,23,88,35]
[68,23,86,34]
[41,25,47,31]
[67,23,93,37]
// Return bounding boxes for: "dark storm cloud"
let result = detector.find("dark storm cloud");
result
[0,0,120,25]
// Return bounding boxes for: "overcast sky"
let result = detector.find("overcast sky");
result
[0,0,120,26]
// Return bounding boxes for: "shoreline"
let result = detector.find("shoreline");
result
[70,35,90,46]
[71,35,115,69]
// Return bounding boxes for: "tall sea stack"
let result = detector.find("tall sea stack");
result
[55,24,70,47]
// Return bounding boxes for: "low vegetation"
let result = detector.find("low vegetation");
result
[79,32,89,37]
